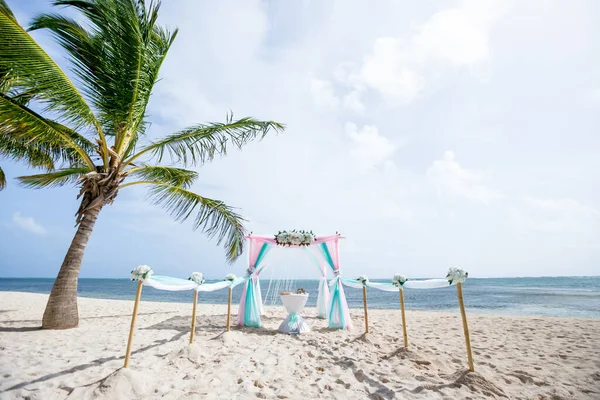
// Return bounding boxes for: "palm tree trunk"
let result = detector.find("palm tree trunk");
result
[42,205,103,329]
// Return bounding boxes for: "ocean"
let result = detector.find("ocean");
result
[1,276,599,318]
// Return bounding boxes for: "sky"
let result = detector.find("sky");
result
[0,0,599,279]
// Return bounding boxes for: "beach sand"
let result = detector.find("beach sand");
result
[0,292,599,399]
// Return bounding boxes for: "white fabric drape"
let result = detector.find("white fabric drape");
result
[143,275,197,291]
[143,275,240,292]
[404,279,449,289]
[256,277,264,315]
[365,282,399,292]
[339,278,364,290]
[196,280,231,292]
[303,247,330,318]
[340,278,452,291]
[316,277,330,318]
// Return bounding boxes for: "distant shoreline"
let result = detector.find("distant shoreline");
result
[2,275,599,319]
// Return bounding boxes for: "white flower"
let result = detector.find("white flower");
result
[275,230,316,246]
[276,232,290,244]
[291,235,302,245]
[357,275,369,284]
[446,267,468,285]
[246,266,255,276]
[188,272,205,285]
[224,273,237,282]
[303,233,314,245]
[131,265,153,281]
[392,274,408,287]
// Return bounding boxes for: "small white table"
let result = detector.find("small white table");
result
[278,293,310,334]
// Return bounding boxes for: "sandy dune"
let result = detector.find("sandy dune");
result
[0,292,599,399]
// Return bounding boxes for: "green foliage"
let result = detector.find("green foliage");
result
[0,133,56,170]
[126,165,198,188]
[18,167,92,188]
[131,114,284,166]
[146,183,245,262]
[0,0,99,130]
[0,0,284,261]
[0,94,97,168]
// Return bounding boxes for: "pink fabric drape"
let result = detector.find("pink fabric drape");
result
[248,239,264,270]
[322,239,340,272]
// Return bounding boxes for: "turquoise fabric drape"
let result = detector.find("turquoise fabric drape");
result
[288,312,300,329]
[239,242,273,328]
[254,243,270,274]
[320,242,335,270]
[243,278,261,328]
[328,279,345,329]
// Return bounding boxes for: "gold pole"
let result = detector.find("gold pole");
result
[226,287,232,332]
[124,280,143,368]
[399,288,408,347]
[190,290,198,344]
[362,285,369,333]
[457,282,474,372]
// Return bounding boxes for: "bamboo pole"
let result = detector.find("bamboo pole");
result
[362,285,369,333]
[399,288,408,347]
[457,282,474,372]
[124,280,143,368]
[190,290,198,344]
[226,287,232,332]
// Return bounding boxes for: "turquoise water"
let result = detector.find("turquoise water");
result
[0,276,599,318]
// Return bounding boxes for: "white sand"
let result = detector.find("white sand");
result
[0,292,599,400]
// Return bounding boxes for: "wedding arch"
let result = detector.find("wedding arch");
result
[237,232,351,329]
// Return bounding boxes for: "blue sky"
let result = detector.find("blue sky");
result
[1,0,599,279]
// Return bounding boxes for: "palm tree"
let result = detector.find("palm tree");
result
[0,0,283,329]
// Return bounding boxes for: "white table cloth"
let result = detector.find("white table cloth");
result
[278,293,310,334]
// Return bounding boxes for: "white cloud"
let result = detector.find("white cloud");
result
[309,78,339,109]
[346,0,506,102]
[360,38,423,102]
[342,90,365,113]
[12,212,47,236]
[427,151,504,204]
[346,123,396,173]
[413,7,490,68]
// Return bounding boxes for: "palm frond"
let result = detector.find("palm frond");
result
[18,167,92,189]
[0,0,15,22]
[123,181,246,262]
[0,166,5,190]
[0,133,56,170]
[125,165,198,188]
[30,0,178,156]
[0,93,97,168]
[0,0,101,133]
[127,115,284,166]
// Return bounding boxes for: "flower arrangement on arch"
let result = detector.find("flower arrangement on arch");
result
[274,230,315,246]
[131,265,153,281]
[188,272,205,285]
[446,267,468,285]
[392,274,408,287]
